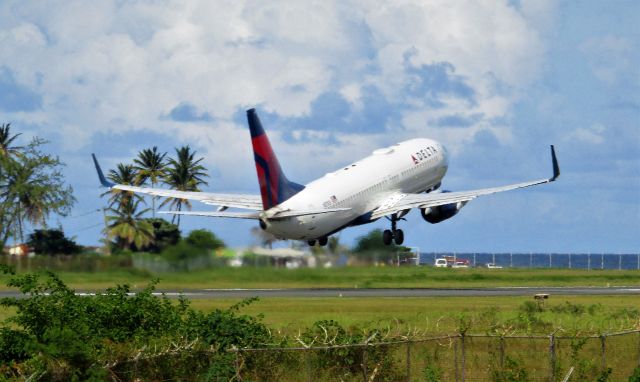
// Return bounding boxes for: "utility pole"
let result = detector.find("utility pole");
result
[102,207,111,256]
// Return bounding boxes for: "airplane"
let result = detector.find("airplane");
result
[92,108,560,247]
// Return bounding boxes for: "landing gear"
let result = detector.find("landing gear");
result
[308,236,328,247]
[383,214,405,245]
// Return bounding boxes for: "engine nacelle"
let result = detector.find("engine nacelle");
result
[421,202,466,224]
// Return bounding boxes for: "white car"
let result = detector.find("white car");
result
[486,263,503,269]
[434,258,448,268]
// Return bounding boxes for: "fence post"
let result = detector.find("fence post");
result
[234,348,243,382]
[307,349,312,382]
[549,334,556,382]
[461,334,466,382]
[406,341,411,382]
[498,336,504,370]
[362,345,368,382]
[600,335,606,371]
[637,331,640,367]
[454,337,459,382]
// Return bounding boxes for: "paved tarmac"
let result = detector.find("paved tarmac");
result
[2,286,638,299]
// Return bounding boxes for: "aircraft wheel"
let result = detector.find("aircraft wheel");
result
[394,229,404,245]
[318,236,328,246]
[307,239,316,246]
[382,230,393,245]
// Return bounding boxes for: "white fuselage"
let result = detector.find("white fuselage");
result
[264,138,449,240]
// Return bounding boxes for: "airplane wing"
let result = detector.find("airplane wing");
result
[158,207,352,220]
[370,145,560,220]
[91,154,263,211]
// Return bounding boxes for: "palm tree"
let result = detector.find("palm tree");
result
[106,199,154,250]
[133,147,166,217]
[101,163,141,209]
[0,123,23,160]
[160,146,208,226]
[2,148,75,242]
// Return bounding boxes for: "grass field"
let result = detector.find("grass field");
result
[187,295,640,335]
[1,266,639,291]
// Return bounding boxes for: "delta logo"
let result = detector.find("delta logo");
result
[411,146,438,165]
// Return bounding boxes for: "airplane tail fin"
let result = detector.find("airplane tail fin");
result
[247,108,304,210]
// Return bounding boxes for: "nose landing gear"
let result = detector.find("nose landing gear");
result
[383,214,404,245]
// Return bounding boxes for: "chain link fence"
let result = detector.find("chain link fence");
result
[419,252,640,270]
[228,330,640,382]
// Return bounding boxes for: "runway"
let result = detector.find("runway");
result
[2,286,638,299]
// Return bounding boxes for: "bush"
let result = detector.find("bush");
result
[0,266,269,381]
[185,229,225,250]
[142,218,180,253]
[491,356,530,382]
[26,229,80,255]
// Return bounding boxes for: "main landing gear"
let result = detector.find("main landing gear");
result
[383,214,404,245]
[308,236,328,247]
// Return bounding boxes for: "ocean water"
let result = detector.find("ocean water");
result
[418,253,640,270]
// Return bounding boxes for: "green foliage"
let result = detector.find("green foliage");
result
[423,361,443,382]
[491,356,530,382]
[351,229,412,263]
[0,126,75,247]
[160,240,208,261]
[160,145,209,226]
[185,229,225,250]
[142,217,180,253]
[550,301,587,315]
[27,229,81,255]
[629,366,640,382]
[0,267,269,381]
[519,300,543,314]
[297,320,404,380]
[106,199,154,251]
[0,327,32,363]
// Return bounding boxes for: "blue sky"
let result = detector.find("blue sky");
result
[1,1,638,253]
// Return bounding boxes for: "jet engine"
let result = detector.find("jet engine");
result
[420,201,467,224]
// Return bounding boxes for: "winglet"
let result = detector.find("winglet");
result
[91,154,115,188]
[550,145,560,181]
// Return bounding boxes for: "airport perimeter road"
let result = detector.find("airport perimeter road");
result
[1,287,639,299]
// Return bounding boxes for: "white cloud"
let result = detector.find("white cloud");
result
[567,123,606,145]
[0,0,549,183]
[580,35,638,85]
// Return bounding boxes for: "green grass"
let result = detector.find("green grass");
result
[1,266,638,291]
[187,295,640,335]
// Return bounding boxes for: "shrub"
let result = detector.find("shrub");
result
[27,229,80,255]
[142,218,180,253]
[0,266,269,381]
[491,356,530,382]
[185,229,225,250]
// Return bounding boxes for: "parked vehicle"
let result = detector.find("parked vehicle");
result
[451,261,470,268]
[486,263,503,269]
[434,256,470,268]
[434,258,448,267]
